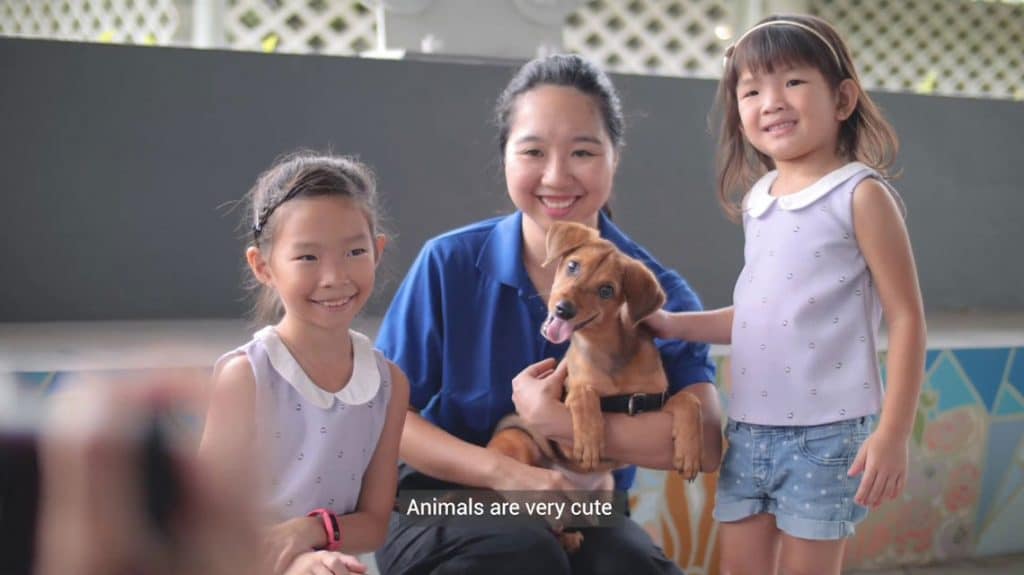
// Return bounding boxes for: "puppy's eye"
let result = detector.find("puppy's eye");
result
[598,285,615,299]
[566,260,580,276]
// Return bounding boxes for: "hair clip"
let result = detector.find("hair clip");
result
[253,205,272,242]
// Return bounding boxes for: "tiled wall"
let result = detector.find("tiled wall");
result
[630,347,1024,573]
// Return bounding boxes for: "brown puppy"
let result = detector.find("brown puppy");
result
[489,221,703,477]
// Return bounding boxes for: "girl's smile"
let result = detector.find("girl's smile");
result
[738,65,849,171]
[310,294,356,310]
[250,195,382,333]
[762,119,798,135]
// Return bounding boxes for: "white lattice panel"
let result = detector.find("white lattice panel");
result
[811,0,1024,100]
[224,0,376,54]
[2,0,1021,101]
[0,0,180,44]
[564,0,735,78]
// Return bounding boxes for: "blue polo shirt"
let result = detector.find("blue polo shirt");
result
[376,211,715,490]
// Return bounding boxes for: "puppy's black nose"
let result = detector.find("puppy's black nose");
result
[554,301,576,320]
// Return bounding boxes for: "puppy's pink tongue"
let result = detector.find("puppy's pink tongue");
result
[544,317,574,344]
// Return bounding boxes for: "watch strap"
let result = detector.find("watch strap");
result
[307,507,342,551]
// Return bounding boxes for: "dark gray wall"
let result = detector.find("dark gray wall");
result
[1,38,1021,322]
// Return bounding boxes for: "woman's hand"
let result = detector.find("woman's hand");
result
[283,551,367,575]
[511,358,568,437]
[490,454,577,492]
[488,452,596,531]
[264,516,325,575]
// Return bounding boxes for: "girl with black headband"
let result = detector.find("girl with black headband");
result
[201,151,410,575]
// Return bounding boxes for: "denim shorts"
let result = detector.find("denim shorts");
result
[714,415,876,540]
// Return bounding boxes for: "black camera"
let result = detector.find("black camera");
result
[0,377,181,575]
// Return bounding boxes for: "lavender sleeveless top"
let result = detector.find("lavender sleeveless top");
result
[215,327,391,521]
[730,162,901,426]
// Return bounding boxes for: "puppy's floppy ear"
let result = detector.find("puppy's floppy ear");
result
[543,222,599,267]
[622,258,666,324]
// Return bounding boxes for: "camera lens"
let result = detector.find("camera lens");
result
[0,430,40,575]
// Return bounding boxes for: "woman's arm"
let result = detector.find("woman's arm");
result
[604,382,722,472]
[513,363,723,472]
[847,178,927,508]
[400,408,580,492]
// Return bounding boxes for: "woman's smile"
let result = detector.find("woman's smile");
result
[538,194,581,216]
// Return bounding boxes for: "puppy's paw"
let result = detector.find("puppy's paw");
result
[673,433,701,481]
[566,385,605,470]
[574,433,603,471]
[666,391,703,480]
[559,530,584,554]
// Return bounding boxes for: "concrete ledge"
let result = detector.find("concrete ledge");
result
[3,311,1022,372]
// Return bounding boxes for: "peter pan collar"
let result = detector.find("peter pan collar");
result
[744,162,872,218]
[255,326,380,409]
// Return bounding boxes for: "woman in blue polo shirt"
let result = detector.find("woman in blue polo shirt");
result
[374,53,722,574]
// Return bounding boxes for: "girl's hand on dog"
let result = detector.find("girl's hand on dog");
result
[643,307,735,345]
[642,309,683,340]
[512,358,569,438]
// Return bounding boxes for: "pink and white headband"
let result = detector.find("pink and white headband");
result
[723,20,842,70]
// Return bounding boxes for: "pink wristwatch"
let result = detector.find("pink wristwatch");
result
[307,508,342,551]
